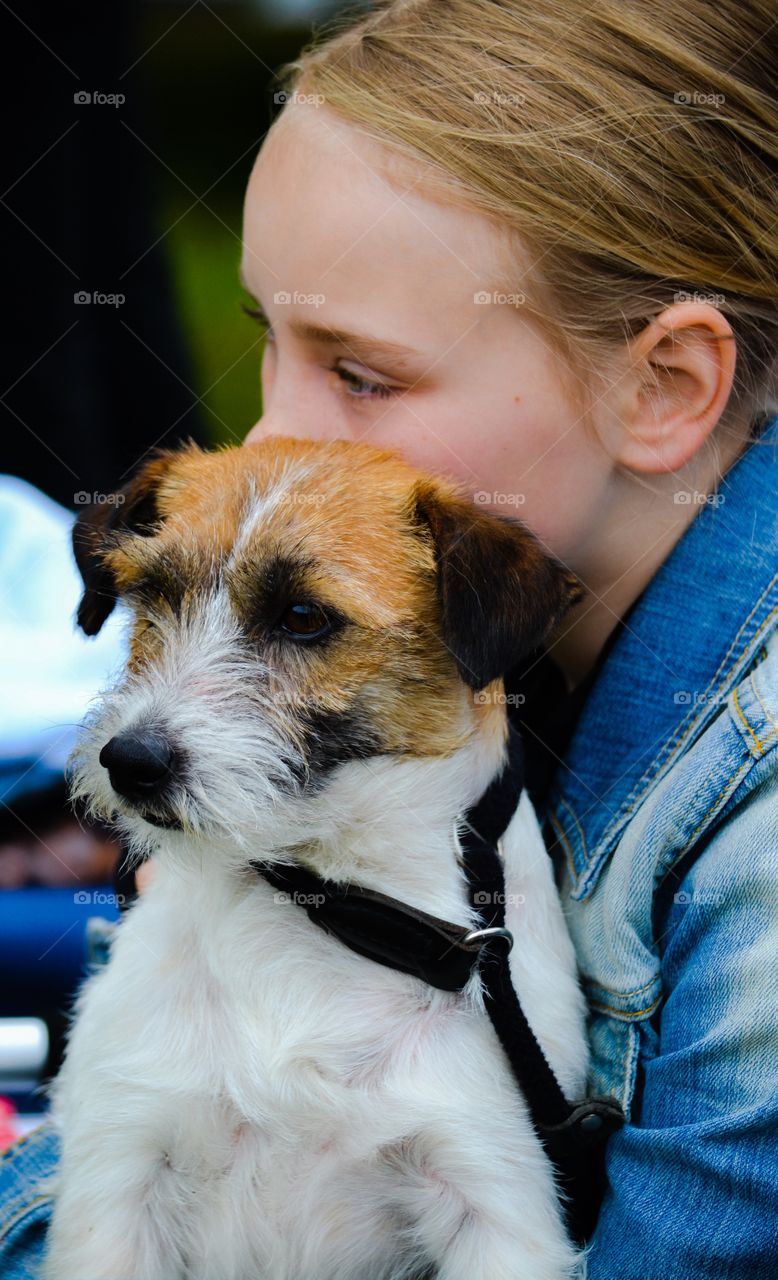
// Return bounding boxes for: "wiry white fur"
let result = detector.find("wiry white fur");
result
[40,553,589,1280]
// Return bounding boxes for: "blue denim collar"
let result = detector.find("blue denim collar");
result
[548,411,778,898]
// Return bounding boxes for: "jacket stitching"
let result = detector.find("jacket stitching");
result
[0,1193,52,1242]
[590,994,662,1019]
[732,684,767,756]
[569,596,778,888]
[593,590,778,853]
[584,972,659,1000]
[547,810,577,882]
[750,665,778,730]
[0,1125,49,1167]
[666,757,752,874]
[558,797,589,863]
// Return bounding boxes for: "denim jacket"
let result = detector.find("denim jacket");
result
[544,412,778,1278]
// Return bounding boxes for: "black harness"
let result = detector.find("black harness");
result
[247,722,624,1245]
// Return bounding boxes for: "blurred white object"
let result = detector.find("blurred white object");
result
[0,1018,49,1078]
[0,475,129,787]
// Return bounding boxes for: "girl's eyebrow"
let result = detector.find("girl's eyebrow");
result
[240,268,423,370]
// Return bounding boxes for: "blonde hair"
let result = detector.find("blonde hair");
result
[277,0,778,439]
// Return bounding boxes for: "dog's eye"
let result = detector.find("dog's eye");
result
[277,602,333,641]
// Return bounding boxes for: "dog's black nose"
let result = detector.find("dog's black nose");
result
[99,731,175,800]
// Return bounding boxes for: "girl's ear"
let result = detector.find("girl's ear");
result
[409,478,583,690]
[72,449,181,637]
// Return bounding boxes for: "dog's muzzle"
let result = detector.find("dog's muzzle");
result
[99,729,182,828]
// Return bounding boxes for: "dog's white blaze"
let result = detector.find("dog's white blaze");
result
[225,459,322,572]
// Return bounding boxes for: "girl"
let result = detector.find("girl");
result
[3,2,776,1277]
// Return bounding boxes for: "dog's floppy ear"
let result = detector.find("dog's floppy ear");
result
[410,479,583,690]
[72,449,180,636]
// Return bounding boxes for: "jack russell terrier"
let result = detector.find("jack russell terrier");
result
[38,436,592,1280]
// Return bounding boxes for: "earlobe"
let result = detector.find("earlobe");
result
[410,479,582,690]
[72,448,182,636]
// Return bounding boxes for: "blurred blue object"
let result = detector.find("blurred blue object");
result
[0,475,128,809]
[0,890,120,1017]
[0,474,129,1065]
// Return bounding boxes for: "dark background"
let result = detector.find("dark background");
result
[0,0,365,510]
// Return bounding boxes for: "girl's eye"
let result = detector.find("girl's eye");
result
[332,365,395,401]
[242,300,399,401]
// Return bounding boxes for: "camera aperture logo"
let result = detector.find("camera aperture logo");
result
[74,491,126,507]
[74,890,125,906]
[474,489,525,507]
[74,290,125,308]
[273,890,325,908]
[273,291,325,308]
[74,90,125,108]
[473,890,525,907]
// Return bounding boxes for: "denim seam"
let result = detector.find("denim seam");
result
[623,1023,641,1116]
[0,1194,52,1243]
[590,590,778,857]
[589,994,662,1019]
[732,683,778,757]
[671,757,753,870]
[547,809,577,883]
[572,595,778,897]
[0,1126,49,1167]
[558,795,589,857]
[749,663,778,731]
[583,972,659,1001]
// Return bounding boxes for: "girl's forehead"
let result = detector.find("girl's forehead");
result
[242,102,513,303]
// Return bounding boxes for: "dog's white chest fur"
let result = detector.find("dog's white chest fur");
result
[40,793,588,1280]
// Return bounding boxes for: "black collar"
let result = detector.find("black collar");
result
[249,722,624,1245]
[249,723,525,993]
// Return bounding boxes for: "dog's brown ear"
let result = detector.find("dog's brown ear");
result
[72,450,180,636]
[410,479,583,690]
